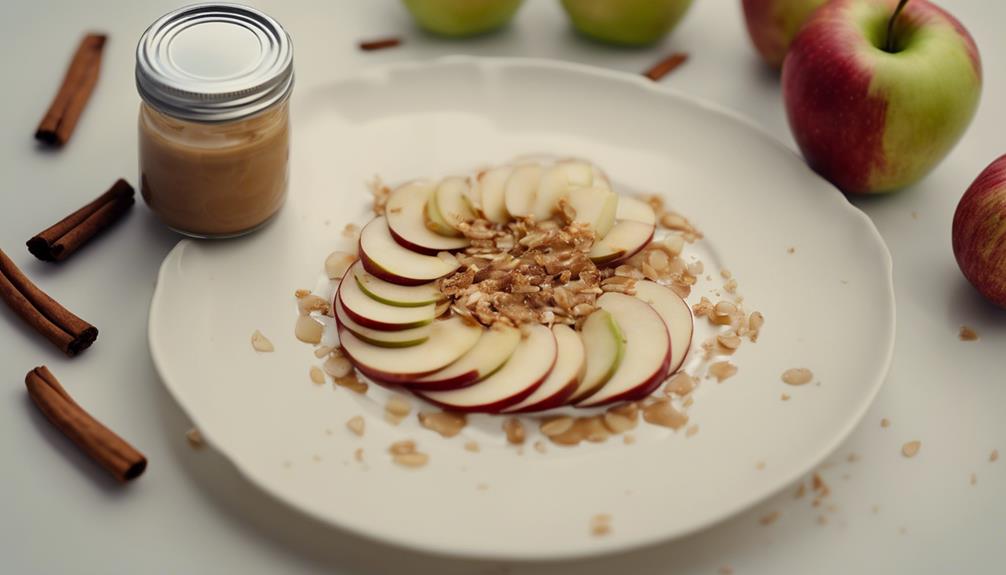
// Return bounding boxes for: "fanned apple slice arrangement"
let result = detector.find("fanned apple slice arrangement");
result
[331,158,696,413]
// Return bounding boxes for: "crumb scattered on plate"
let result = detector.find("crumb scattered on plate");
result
[959,325,979,341]
[782,368,814,386]
[881,418,891,428]
[902,440,921,458]
[346,416,365,437]
[251,330,274,352]
[991,449,999,463]
[309,366,325,385]
[590,514,612,537]
[186,428,205,449]
[708,361,737,382]
[759,511,780,526]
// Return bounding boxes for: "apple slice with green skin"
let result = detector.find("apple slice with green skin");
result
[633,280,694,374]
[504,324,584,413]
[475,166,513,224]
[386,181,469,255]
[409,323,521,391]
[504,163,542,219]
[334,298,431,348]
[588,220,655,265]
[432,177,477,233]
[338,264,438,331]
[532,161,594,221]
[359,216,460,286]
[416,324,557,412]
[351,261,442,308]
[577,292,671,407]
[616,196,656,226]
[568,186,618,238]
[568,309,625,403]
[339,315,483,383]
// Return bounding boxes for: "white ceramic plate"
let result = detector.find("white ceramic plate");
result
[148,57,895,560]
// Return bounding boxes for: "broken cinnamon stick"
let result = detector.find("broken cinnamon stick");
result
[25,366,147,482]
[359,37,402,51]
[643,52,689,82]
[35,33,107,146]
[27,179,135,262]
[0,248,97,356]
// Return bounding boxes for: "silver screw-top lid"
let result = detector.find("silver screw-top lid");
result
[136,3,294,123]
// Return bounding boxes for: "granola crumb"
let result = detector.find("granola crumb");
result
[323,354,353,379]
[540,416,575,437]
[186,428,205,449]
[334,373,368,394]
[309,366,326,385]
[533,440,547,454]
[642,398,689,429]
[354,447,364,462]
[664,372,697,396]
[393,452,429,468]
[464,440,480,453]
[782,368,813,386]
[385,395,412,424]
[781,393,791,401]
[346,416,365,437]
[991,449,999,463]
[881,418,891,428]
[251,330,274,352]
[418,411,467,438]
[707,361,738,383]
[623,433,636,445]
[902,440,921,458]
[959,325,979,341]
[503,417,526,445]
[589,514,612,537]
[759,511,780,526]
[685,424,700,438]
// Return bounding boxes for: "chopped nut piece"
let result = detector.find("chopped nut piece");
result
[385,395,412,419]
[662,235,685,256]
[295,315,324,344]
[589,514,612,537]
[959,325,979,341]
[717,332,742,351]
[186,428,205,449]
[723,278,738,294]
[748,311,764,341]
[325,251,356,280]
[902,440,921,458]
[664,372,696,396]
[463,440,480,453]
[692,297,713,317]
[309,366,326,385]
[296,293,330,316]
[782,368,814,386]
[759,511,780,526]
[334,373,368,394]
[781,393,791,401]
[643,398,689,430]
[323,355,353,378]
[251,330,274,352]
[708,361,738,383]
[602,411,637,434]
[393,452,429,468]
[647,249,670,271]
[346,416,365,437]
[539,416,574,437]
[418,411,467,438]
[389,440,416,456]
[720,269,732,279]
[503,417,526,445]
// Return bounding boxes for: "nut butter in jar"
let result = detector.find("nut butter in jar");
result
[136,4,294,238]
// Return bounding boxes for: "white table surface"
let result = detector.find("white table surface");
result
[2,1,1003,573]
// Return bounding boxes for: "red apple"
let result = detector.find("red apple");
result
[742,0,828,67]
[953,155,1006,308]
[782,0,982,194]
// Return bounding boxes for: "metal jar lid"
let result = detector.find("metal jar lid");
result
[136,3,294,123]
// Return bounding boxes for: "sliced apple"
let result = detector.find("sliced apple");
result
[351,260,442,308]
[359,216,460,286]
[475,165,513,224]
[340,316,482,383]
[416,324,557,412]
[633,280,694,374]
[386,181,469,254]
[409,323,521,391]
[430,177,476,234]
[592,165,612,190]
[505,324,584,413]
[504,163,542,219]
[588,220,655,265]
[616,196,656,226]
[532,160,594,221]
[568,309,625,403]
[577,293,671,407]
[568,186,618,238]
[334,298,431,348]
[338,265,437,330]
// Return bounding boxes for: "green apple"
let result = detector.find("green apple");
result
[782,0,982,194]
[560,0,694,46]
[401,0,524,37]
[742,0,828,67]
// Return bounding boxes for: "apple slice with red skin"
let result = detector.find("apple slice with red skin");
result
[577,293,671,407]
[504,163,543,219]
[385,181,468,255]
[409,323,522,391]
[633,280,694,374]
[338,264,438,331]
[339,316,483,383]
[475,165,513,224]
[359,216,460,286]
[568,308,624,403]
[616,196,656,226]
[416,324,557,413]
[350,261,442,308]
[334,297,431,348]
[504,324,584,413]
[588,220,655,265]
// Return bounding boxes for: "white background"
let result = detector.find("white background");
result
[1,1,1003,573]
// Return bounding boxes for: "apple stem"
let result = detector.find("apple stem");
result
[885,0,911,52]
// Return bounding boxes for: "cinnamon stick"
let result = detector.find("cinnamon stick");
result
[25,366,147,482]
[0,249,97,356]
[27,179,135,262]
[643,52,689,82]
[35,33,107,146]
[359,37,402,51]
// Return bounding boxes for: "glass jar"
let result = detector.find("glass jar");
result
[135,4,294,238]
